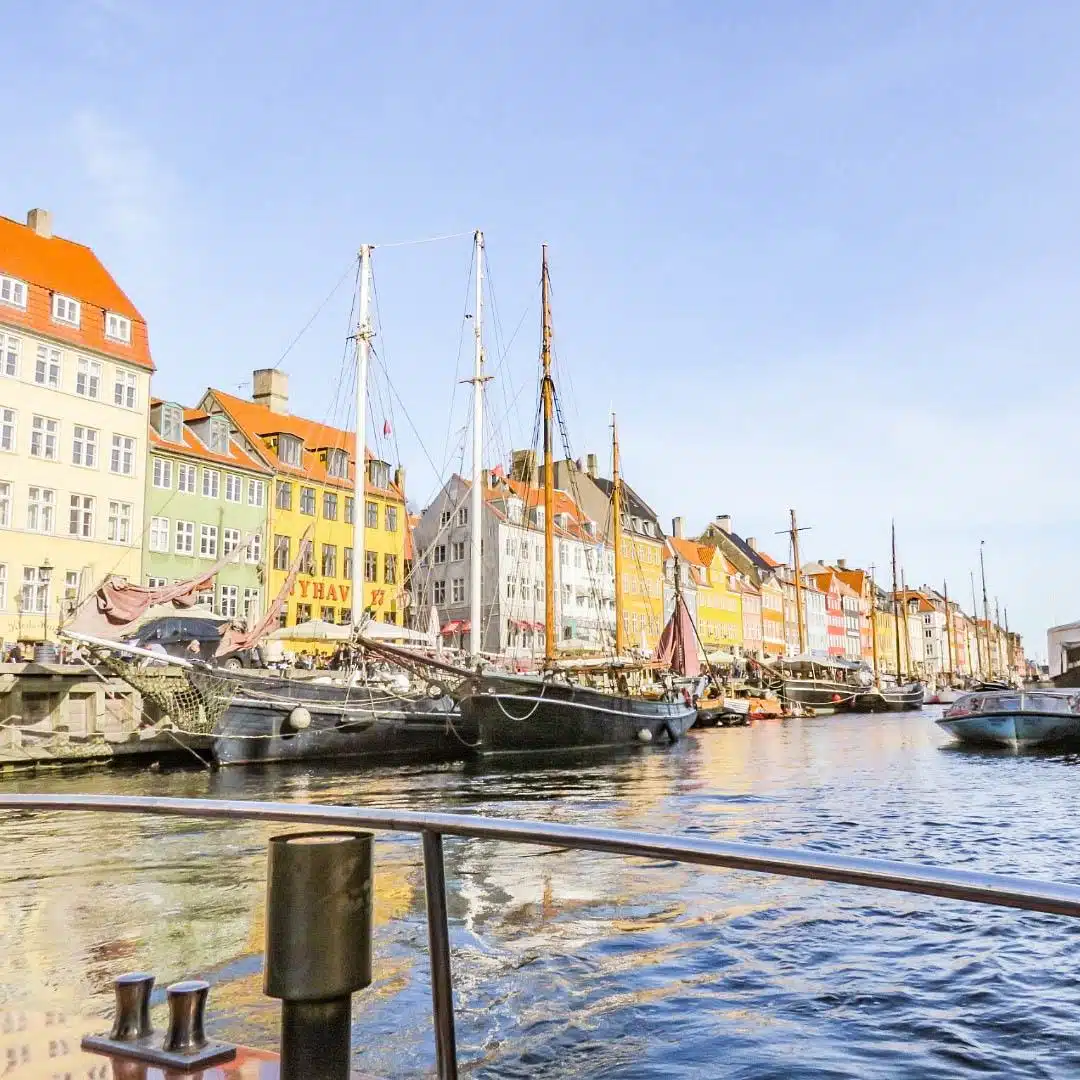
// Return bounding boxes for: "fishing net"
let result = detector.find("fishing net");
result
[97,654,237,735]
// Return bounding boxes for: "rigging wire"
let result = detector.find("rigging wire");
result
[272,257,359,371]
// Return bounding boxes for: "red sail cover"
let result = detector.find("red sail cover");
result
[655,594,701,676]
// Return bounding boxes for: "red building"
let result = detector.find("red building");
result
[811,571,846,657]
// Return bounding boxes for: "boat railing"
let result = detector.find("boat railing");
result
[3,792,1080,1079]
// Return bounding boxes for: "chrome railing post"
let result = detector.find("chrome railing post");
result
[422,829,458,1080]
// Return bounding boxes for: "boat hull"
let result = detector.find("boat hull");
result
[856,684,925,712]
[780,678,862,712]
[459,677,697,756]
[937,711,1080,750]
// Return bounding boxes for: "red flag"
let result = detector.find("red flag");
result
[383,419,392,436]
[492,463,505,478]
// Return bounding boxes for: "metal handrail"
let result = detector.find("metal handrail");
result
[3,792,1079,1079]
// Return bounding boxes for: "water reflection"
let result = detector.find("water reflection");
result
[3,713,1080,1077]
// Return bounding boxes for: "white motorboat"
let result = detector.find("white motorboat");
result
[937,689,1080,750]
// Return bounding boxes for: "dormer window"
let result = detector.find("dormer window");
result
[0,275,26,310]
[508,497,524,524]
[555,512,571,530]
[367,459,390,489]
[105,312,131,343]
[326,448,349,479]
[161,404,183,443]
[583,519,597,538]
[278,433,303,466]
[52,294,80,327]
[209,416,229,454]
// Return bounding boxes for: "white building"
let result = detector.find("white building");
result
[804,585,828,657]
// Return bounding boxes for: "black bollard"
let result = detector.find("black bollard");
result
[264,831,374,1080]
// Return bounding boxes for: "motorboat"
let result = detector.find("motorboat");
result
[937,689,1080,749]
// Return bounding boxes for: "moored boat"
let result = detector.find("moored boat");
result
[937,689,1080,749]
[856,680,925,712]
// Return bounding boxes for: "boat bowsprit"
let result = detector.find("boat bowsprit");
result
[937,690,1080,749]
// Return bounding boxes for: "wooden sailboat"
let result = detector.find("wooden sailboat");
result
[456,247,698,755]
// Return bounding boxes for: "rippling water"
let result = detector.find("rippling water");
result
[3,710,1080,1078]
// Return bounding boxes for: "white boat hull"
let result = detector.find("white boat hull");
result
[937,711,1080,750]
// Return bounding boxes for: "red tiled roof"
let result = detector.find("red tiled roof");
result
[148,425,271,473]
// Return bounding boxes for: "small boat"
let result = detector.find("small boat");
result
[926,687,961,706]
[937,689,1080,749]
[856,680,925,712]
[694,695,750,727]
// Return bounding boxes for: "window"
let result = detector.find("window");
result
[364,551,378,583]
[368,460,390,488]
[506,578,515,599]
[440,510,451,528]
[0,564,7,609]
[0,275,26,309]
[0,407,16,452]
[300,486,316,515]
[243,588,261,622]
[68,494,94,538]
[75,357,101,398]
[338,608,351,625]
[0,482,9,527]
[278,433,303,466]
[21,567,46,614]
[321,606,336,623]
[386,505,398,532]
[322,544,337,578]
[175,520,195,554]
[105,312,132,343]
[71,425,98,467]
[147,576,168,588]
[323,492,338,520]
[273,535,291,571]
[326,448,349,479]
[451,577,464,604]
[276,480,292,510]
[223,527,241,555]
[114,371,137,409]
[344,497,354,524]
[456,507,468,526]
[451,540,466,562]
[433,580,446,605]
[110,435,136,475]
[433,544,447,565]
[199,524,218,557]
[219,584,238,618]
[225,474,242,502]
[108,501,133,543]
[1,334,17,377]
[299,543,314,575]
[247,532,263,564]
[161,405,183,443]
[201,468,220,498]
[178,463,197,493]
[30,416,59,460]
[505,535,513,556]
[295,602,312,623]
[365,501,378,528]
[152,457,173,488]
[248,478,265,507]
[35,346,61,388]
[52,294,80,326]
[209,417,229,454]
[26,487,55,532]
[343,547,353,580]
[149,516,170,552]
[384,554,398,585]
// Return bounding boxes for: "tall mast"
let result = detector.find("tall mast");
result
[869,565,879,679]
[541,246,556,665]
[995,598,1003,679]
[789,509,807,653]
[900,566,911,678]
[351,243,373,626]
[468,230,485,658]
[943,579,954,680]
[970,571,984,678]
[612,413,626,656]
[891,521,902,677]
[1004,606,1012,679]
[979,541,992,677]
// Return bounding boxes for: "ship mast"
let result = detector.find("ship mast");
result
[943,579,954,680]
[789,509,807,654]
[612,414,626,656]
[869,565,879,679]
[970,571,984,678]
[468,230,486,658]
[900,566,911,678]
[351,243,373,626]
[891,521,903,678]
[541,246,556,665]
[980,541,992,678]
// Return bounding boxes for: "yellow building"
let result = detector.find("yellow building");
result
[618,517,666,648]
[202,370,408,629]
[669,538,742,653]
[874,606,899,674]
[0,209,152,644]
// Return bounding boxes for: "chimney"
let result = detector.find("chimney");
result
[252,368,289,413]
[836,558,847,569]
[746,537,758,551]
[511,449,537,484]
[394,466,406,492]
[586,453,598,479]
[26,208,52,238]
[672,516,684,539]
[715,514,732,532]
[481,468,490,488]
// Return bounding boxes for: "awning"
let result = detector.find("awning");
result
[440,620,462,635]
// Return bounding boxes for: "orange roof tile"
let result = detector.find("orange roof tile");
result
[668,536,707,566]
[0,214,152,371]
[758,551,781,568]
[478,475,611,546]
[149,425,271,473]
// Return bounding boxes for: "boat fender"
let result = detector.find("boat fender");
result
[285,706,312,732]
[831,693,842,703]
[662,719,681,743]
[427,681,447,700]
[637,728,653,743]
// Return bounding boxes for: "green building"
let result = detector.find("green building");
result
[144,400,272,622]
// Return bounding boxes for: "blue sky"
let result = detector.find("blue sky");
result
[4,1,1079,657]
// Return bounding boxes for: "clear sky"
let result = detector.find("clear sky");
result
[4,1,1078,657]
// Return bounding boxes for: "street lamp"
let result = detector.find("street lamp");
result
[39,558,53,643]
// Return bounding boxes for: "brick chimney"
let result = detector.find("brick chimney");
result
[586,453,598,479]
[26,208,52,238]
[252,368,289,413]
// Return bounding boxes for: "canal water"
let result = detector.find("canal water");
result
[3,709,1080,1078]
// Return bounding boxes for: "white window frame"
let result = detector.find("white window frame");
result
[0,564,6,610]
[107,500,133,544]
[21,566,46,614]
[30,415,59,460]
[222,527,241,555]
[110,434,136,476]
[1,333,19,378]
[248,479,265,507]
[451,577,465,604]
[0,407,15,453]
[68,494,95,539]
[160,405,183,443]
[278,433,303,466]
[0,275,27,310]
[199,523,218,557]
[35,345,61,388]
[105,312,132,343]
[71,425,98,468]
[209,417,229,454]
[202,468,220,499]
[219,584,238,619]
[149,516,170,552]
[246,532,263,565]
[225,473,242,502]
[152,457,173,488]
[75,356,101,399]
[451,540,466,562]
[52,294,80,327]
[0,481,9,528]
[175,520,195,555]
[113,370,137,409]
[147,576,168,589]
[26,487,55,533]
[177,463,197,493]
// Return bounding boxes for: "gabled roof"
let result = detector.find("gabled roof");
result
[593,476,662,535]
[148,424,271,473]
[667,536,707,567]
[0,213,152,370]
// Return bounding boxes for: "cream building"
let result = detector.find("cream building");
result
[0,209,152,643]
